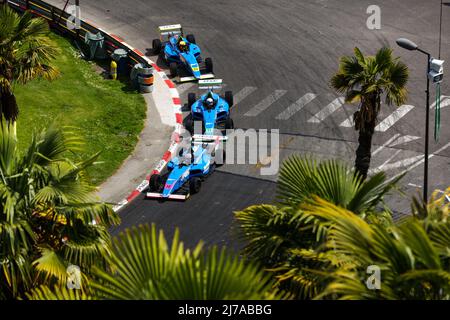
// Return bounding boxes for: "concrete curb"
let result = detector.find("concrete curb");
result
[16,0,184,212]
[91,27,183,212]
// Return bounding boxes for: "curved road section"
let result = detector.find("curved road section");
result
[48,0,449,249]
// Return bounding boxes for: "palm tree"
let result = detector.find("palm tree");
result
[0,5,59,132]
[234,155,400,298]
[302,193,450,300]
[0,121,119,299]
[331,47,409,179]
[26,224,279,300]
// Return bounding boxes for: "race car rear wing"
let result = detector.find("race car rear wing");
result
[146,192,189,200]
[198,79,223,90]
[158,24,183,37]
[178,73,215,83]
[192,134,228,142]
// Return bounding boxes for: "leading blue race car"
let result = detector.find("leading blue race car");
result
[146,140,224,200]
[152,24,214,82]
[185,79,235,138]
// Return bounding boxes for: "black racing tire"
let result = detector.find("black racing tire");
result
[169,62,178,77]
[188,93,196,108]
[204,57,213,73]
[185,117,194,135]
[149,174,162,192]
[225,91,233,107]
[225,117,234,129]
[152,39,162,55]
[189,177,202,194]
[186,34,196,44]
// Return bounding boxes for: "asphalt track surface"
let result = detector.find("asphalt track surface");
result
[77,0,450,248]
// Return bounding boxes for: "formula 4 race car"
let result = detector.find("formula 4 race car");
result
[146,140,224,200]
[152,24,214,82]
[185,79,234,139]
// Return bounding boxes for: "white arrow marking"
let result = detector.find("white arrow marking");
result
[276,93,317,120]
[308,97,345,123]
[371,134,401,156]
[386,142,450,183]
[375,105,414,132]
[372,154,424,173]
[244,90,287,117]
[369,149,404,174]
[389,135,421,147]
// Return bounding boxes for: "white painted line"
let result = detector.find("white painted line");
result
[409,184,450,201]
[369,149,403,174]
[386,142,450,183]
[371,134,401,156]
[340,117,354,127]
[430,95,450,109]
[234,86,257,105]
[371,154,423,173]
[375,105,414,132]
[275,93,317,120]
[244,90,287,117]
[308,97,345,123]
[176,82,195,94]
[389,135,421,147]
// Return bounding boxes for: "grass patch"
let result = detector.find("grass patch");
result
[15,32,146,185]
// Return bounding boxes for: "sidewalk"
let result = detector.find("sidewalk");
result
[45,0,175,205]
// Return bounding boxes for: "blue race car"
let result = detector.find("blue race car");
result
[146,141,223,200]
[152,24,214,82]
[185,79,234,137]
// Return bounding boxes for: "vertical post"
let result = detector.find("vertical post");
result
[424,54,431,202]
[75,0,80,38]
[439,0,443,59]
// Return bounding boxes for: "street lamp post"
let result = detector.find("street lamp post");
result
[396,38,430,202]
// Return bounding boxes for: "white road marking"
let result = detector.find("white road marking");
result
[371,134,401,156]
[340,117,354,127]
[389,135,421,147]
[275,93,317,120]
[430,95,450,109]
[369,149,403,174]
[375,105,414,132]
[371,154,424,173]
[386,142,450,183]
[408,184,450,201]
[234,86,257,105]
[308,97,345,123]
[244,90,287,117]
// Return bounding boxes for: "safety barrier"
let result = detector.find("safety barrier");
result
[7,0,183,210]
[8,0,153,92]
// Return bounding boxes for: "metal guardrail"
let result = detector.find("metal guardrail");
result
[7,0,151,69]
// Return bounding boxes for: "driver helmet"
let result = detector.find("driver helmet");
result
[179,40,188,51]
[204,92,215,109]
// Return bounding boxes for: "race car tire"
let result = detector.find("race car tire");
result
[188,93,196,108]
[189,177,202,194]
[169,62,178,77]
[225,91,233,107]
[149,174,162,192]
[205,57,213,73]
[225,117,234,130]
[152,39,162,55]
[185,117,194,135]
[186,34,196,44]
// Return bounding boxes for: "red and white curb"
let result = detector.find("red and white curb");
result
[107,35,184,212]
